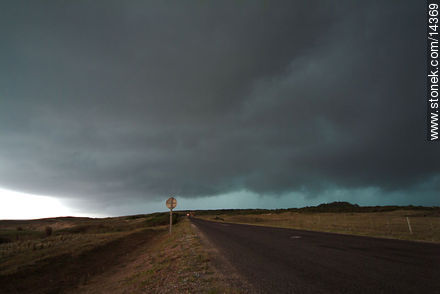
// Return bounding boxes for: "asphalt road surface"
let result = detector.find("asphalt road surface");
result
[191,218,440,294]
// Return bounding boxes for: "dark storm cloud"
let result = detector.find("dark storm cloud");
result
[0,0,437,209]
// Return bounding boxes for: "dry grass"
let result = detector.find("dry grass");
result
[0,214,164,276]
[0,214,252,293]
[199,210,440,243]
[0,230,136,275]
[74,218,252,294]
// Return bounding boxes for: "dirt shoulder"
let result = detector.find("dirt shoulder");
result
[0,217,253,293]
[72,217,253,294]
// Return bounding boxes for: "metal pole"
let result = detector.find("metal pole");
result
[169,209,173,234]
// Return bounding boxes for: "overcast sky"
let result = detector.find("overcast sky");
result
[1,1,438,218]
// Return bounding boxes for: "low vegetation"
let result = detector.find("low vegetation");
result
[0,211,248,293]
[193,201,440,215]
[0,212,183,293]
[74,218,248,293]
[144,212,179,227]
[197,202,440,243]
[1,202,438,293]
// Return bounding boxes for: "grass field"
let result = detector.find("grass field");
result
[0,212,180,275]
[0,212,183,292]
[1,204,438,292]
[0,213,250,293]
[199,209,440,243]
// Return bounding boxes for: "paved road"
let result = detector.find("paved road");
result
[191,218,440,294]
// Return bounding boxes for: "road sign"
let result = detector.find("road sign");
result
[166,197,177,210]
[166,197,177,234]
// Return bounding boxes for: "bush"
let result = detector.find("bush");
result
[125,214,148,220]
[144,212,180,227]
[45,226,53,237]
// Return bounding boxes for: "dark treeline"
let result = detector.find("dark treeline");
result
[187,202,440,216]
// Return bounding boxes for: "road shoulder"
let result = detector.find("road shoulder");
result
[73,217,254,293]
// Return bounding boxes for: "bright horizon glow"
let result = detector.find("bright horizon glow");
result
[0,188,91,220]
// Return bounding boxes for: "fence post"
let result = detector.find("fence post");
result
[406,217,413,234]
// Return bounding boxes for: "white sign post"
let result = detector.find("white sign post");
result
[166,197,177,234]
